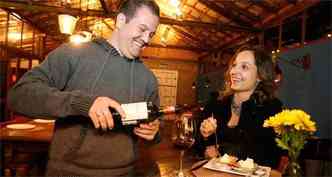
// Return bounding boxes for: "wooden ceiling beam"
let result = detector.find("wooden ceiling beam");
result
[99,0,109,14]
[199,34,257,60]
[222,1,261,22]
[199,0,252,27]
[5,10,63,44]
[250,0,278,13]
[286,0,298,5]
[161,18,259,33]
[262,0,319,29]
[0,0,260,33]
[7,11,44,35]
[148,43,206,52]
[171,26,212,50]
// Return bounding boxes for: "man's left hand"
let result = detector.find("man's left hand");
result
[134,119,160,140]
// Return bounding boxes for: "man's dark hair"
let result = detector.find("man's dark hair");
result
[118,0,160,22]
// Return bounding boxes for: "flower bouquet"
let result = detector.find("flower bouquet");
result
[263,109,317,177]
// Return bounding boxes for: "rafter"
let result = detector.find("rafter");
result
[102,19,114,31]
[222,1,260,22]
[171,26,211,50]
[161,18,259,33]
[0,0,260,33]
[99,0,109,13]
[8,11,44,35]
[250,0,278,13]
[199,34,257,60]
[262,0,319,28]
[6,10,62,43]
[286,0,298,5]
[199,0,252,27]
[148,43,206,52]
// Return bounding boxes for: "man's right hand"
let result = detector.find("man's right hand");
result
[88,97,126,131]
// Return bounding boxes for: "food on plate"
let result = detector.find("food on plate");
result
[217,154,238,164]
[238,158,256,170]
[254,169,266,176]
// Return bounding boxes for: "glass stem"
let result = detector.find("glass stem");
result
[179,150,184,173]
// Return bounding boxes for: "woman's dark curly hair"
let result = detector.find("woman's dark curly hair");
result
[221,45,277,104]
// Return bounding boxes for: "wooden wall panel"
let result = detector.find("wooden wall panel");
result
[143,58,198,106]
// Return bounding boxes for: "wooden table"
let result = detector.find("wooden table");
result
[0,116,282,177]
[0,117,54,176]
[138,118,282,177]
[153,151,281,177]
[0,118,54,142]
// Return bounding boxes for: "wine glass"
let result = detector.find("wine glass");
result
[172,113,195,177]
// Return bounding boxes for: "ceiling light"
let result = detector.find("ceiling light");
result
[11,12,22,20]
[155,0,182,19]
[69,31,92,44]
[8,32,22,41]
[58,14,78,35]
[170,0,180,7]
[161,27,170,44]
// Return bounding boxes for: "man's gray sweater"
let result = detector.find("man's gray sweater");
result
[7,38,160,176]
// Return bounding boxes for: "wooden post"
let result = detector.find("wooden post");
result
[301,9,307,47]
[29,28,35,69]
[15,20,23,79]
[4,11,11,121]
[278,20,283,52]
[258,31,265,47]
[5,11,10,89]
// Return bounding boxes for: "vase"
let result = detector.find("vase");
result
[286,151,301,177]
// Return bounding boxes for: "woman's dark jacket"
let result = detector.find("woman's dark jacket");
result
[194,94,283,168]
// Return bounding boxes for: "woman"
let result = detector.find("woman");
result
[196,46,283,168]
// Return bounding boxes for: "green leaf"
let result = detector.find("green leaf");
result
[276,138,289,150]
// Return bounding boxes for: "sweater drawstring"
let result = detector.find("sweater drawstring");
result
[65,51,110,160]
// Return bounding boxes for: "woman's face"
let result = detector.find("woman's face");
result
[229,50,260,93]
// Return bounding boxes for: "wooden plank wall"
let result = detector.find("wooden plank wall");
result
[143,58,198,106]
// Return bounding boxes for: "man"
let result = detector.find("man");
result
[7,0,161,176]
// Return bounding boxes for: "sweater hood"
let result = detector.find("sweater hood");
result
[92,37,142,63]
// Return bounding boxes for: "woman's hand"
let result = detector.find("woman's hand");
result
[204,145,219,159]
[200,117,217,138]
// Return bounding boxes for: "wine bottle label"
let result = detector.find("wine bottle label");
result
[121,102,148,121]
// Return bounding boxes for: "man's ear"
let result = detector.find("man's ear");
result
[116,13,126,29]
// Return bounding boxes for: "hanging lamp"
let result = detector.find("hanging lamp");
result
[58,14,78,35]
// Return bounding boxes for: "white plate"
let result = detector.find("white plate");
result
[203,158,271,177]
[6,123,36,130]
[33,119,55,123]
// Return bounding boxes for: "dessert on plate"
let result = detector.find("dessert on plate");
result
[234,158,257,173]
[217,153,238,165]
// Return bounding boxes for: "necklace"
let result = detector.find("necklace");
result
[231,99,242,116]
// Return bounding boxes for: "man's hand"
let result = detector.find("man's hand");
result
[88,97,126,131]
[200,117,217,138]
[134,119,160,140]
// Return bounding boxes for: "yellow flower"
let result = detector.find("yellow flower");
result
[264,109,317,175]
[264,109,317,133]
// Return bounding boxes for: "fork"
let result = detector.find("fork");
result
[212,113,220,157]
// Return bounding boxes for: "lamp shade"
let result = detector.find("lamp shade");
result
[58,14,78,34]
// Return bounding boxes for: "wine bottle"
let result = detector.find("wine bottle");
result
[110,102,182,129]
